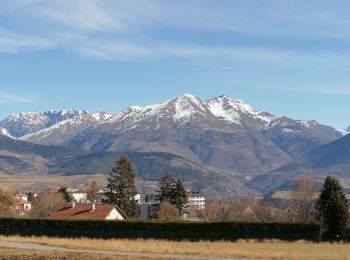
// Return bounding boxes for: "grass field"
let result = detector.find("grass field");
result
[1,236,350,259]
[0,174,106,191]
[0,248,160,260]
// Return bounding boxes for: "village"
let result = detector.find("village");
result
[7,186,206,221]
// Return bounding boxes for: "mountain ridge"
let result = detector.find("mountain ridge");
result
[0,94,348,197]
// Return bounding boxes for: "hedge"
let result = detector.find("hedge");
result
[0,218,328,241]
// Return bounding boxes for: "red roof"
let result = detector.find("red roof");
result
[17,198,31,205]
[49,203,127,220]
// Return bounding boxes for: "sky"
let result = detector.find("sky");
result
[0,0,349,129]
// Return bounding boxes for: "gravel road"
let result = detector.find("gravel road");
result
[0,241,241,260]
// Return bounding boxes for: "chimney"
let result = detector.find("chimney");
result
[72,202,76,209]
[92,203,95,212]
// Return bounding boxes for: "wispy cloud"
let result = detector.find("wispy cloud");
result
[1,0,350,69]
[0,91,36,103]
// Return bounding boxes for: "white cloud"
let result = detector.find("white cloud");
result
[0,91,36,103]
[0,0,350,69]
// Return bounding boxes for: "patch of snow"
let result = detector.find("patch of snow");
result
[0,127,13,138]
[337,128,349,136]
[172,94,204,121]
[208,96,273,125]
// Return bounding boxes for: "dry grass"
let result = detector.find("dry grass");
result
[0,248,164,260]
[1,236,350,259]
[0,174,106,191]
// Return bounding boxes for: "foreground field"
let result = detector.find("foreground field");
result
[1,236,350,259]
[0,247,163,260]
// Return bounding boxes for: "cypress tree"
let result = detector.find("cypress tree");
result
[106,156,138,218]
[317,176,349,241]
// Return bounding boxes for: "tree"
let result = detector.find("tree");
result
[31,188,65,218]
[58,186,73,203]
[106,156,138,218]
[0,187,16,217]
[87,181,100,202]
[288,175,317,222]
[317,176,349,241]
[154,202,180,221]
[173,179,188,215]
[157,172,176,203]
[157,172,188,216]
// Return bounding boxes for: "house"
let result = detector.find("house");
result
[15,192,28,201]
[49,203,127,220]
[188,191,206,210]
[14,192,32,216]
[15,199,32,216]
[71,191,88,203]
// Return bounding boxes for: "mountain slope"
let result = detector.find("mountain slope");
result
[0,110,92,138]
[302,133,350,169]
[67,94,293,173]
[20,112,111,145]
[0,94,346,196]
[0,135,251,197]
[261,117,340,159]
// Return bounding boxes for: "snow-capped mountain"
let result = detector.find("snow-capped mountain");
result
[261,117,340,159]
[20,112,111,145]
[0,94,348,196]
[0,94,344,174]
[0,110,92,138]
[65,94,341,173]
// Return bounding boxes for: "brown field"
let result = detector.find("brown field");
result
[0,248,161,260]
[1,236,350,259]
[0,174,107,191]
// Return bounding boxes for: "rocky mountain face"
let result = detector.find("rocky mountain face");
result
[19,112,111,146]
[0,110,97,138]
[66,95,294,173]
[0,94,346,196]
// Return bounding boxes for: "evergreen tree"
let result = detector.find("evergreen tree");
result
[57,187,72,203]
[157,172,188,215]
[157,172,176,203]
[317,176,349,241]
[173,179,188,215]
[106,156,138,218]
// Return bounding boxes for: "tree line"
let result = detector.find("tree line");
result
[0,155,348,241]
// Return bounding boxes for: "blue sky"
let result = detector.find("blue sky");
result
[0,0,350,128]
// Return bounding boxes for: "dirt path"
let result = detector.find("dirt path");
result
[0,241,241,260]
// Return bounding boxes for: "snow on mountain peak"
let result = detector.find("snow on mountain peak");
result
[0,127,13,138]
[208,95,273,125]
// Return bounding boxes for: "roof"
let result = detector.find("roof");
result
[15,192,27,197]
[49,203,127,220]
[16,198,31,205]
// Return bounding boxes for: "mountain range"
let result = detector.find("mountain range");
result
[0,94,349,197]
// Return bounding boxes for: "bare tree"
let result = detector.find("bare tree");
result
[154,202,180,221]
[287,175,317,222]
[31,188,65,218]
[203,199,248,221]
[0,187,16,217]
[87,181,100,202]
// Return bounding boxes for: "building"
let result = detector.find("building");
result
[136,193,159,219]
[188,191,206,210]
[14,192,32,216]
[71,191,88,203]
[49,203,127,220]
